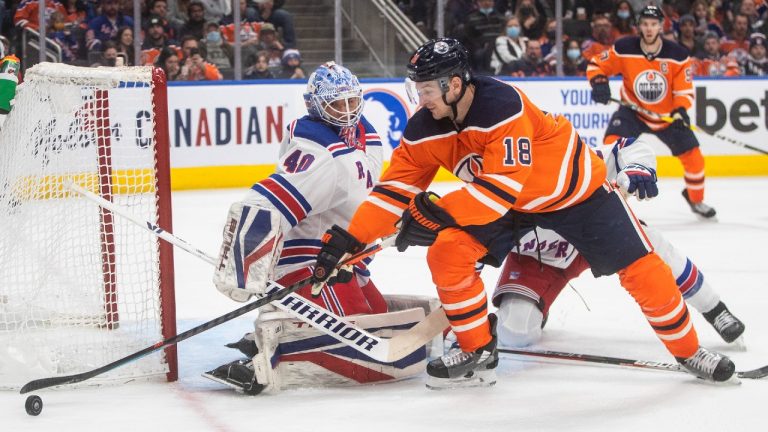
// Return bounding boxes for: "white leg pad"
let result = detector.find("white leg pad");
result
[496,295,544,348]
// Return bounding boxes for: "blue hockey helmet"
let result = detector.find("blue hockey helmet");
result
[304,62,364,127]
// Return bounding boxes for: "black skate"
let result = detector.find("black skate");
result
[682,190,716,219]
[225,332,259,358]
[676,347,738,384]
[426,314,498,390]
[202,359,264,395]
[703,301,746,344]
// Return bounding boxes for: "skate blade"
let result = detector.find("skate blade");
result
[693,373,742,386]
[728,336,747,351]
[425,369,497,390]
[201,371,264,395]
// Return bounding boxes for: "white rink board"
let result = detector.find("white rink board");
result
[165,77,768,169]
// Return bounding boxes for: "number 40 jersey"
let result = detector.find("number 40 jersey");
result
[244,115,383,279]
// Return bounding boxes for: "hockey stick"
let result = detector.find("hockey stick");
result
[64,180,449,363]
[19,235,386,394]
[499,347,768,379]
[610,97,768,155]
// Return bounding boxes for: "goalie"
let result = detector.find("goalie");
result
[205,62,437,395]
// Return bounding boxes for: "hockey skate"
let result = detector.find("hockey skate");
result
[682,190,716,219]
[225,332,259,358]
[676,347,738,384]
[426,314,498,390]
[202,359,265,395]
[703,301,746,345]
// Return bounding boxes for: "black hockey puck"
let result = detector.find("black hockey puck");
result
[25,395,43,416]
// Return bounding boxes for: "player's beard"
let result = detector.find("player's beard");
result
[641,32,660,46]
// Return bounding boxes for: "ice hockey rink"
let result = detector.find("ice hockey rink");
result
[2,176,767,432]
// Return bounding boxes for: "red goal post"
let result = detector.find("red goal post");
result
[0,63,177,388]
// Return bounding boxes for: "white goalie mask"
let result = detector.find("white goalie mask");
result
[303,62,364,127]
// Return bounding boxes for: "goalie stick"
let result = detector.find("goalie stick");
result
[64,180,449,364]
[19,232,388,394]
[610,98,768,156]
[499,347,768,379]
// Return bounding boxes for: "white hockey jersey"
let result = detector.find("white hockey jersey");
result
[245,115,383,279]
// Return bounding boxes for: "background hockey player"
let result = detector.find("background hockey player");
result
[310,38,738,389]
[205,62,431,395]
[486,136,746,349]
[587,5,717,219]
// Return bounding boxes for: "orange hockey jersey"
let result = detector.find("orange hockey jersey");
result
[347,76,607,244]
[586,36,694,131]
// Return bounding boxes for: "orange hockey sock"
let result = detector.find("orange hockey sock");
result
[678,147,705,203]
[428,228,491,352]
[618,253,699,359]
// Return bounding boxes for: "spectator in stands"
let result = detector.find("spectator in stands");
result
[462,0,505,74]
[739,0,766,33]
[145,0,171,31]
[276,48,304,79]
[63,0,93,29]
[244,51,275,79]
[611,0,637,40]
[88,0,133,43]
[256,22,284,68]
[178,0,207,40]
[742,32,768,75]
[581,14,614,61]
[692,31,741,77]
[180,47,223,80]
[501,38,551,76]
[219,1,261,59]
[168,0,192,30]
[569,0,614,19]
[92,40,118,66]
[115,25,135,65]
[203,21,233,71]
[721,13,752,54]
[47,11,79,63]
[254,0,297,48]
[562,6,591,41]
[677,14,705,57]
[515,0,546,39]
[15,0,67,32]
[199,0,231,23]
[490,16,527,75]
[142,15,176,51]
[220,0,258,24]
[560,38,587,76]
[692,0,724,38]
[445,0,474,39]
[156,46,182,80]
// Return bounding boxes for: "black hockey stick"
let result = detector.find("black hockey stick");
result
[610,98,768,156]
[19,242,386,394]
[499,347,768,379]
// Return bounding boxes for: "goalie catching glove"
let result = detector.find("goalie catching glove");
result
[616,163,658,200]
[395,192,456,252]
[310,225,365,297]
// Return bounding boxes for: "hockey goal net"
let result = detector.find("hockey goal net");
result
[0,63,177,389]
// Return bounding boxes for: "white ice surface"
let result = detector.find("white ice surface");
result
[2,177,768,432]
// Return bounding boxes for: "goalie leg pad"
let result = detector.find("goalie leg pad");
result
[496,294,544,348]
[255,308,428,391]
[213,202,283,302]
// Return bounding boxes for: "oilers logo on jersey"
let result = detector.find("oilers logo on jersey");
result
[633,70,668,104]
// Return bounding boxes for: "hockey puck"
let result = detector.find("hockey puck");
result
[25,395,43,416]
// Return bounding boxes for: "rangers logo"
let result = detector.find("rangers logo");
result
[633,70,668,104]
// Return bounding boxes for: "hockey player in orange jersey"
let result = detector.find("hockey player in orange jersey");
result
[587,5,717,219]
[310,38,737,389]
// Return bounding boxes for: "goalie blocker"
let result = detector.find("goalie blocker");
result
[204,295,444,394]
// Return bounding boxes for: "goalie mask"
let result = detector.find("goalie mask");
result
[304,62,364,128]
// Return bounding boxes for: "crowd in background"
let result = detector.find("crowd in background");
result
[398,0,768,77]
[4,0,305,80]
[1,0,767,79]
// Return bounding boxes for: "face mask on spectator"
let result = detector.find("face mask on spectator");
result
[479,7,494,14]
[207,32,222,44]
[567,48,581,60]
[507,26,521,38]
[617,10,630,20]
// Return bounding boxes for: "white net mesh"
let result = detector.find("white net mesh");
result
[0,64,172,389]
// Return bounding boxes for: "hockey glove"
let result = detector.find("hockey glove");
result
[395,192,457,252]
[670,107,691,130]
[589,75,611,105]
[311,225,364,297]
[616,163,658,200]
